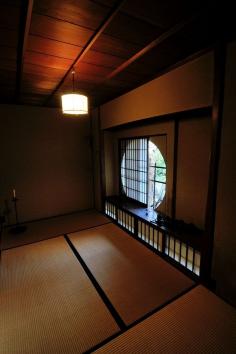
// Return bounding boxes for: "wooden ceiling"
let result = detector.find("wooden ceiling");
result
[0,0,234,109]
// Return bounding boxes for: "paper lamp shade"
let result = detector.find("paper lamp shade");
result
[61,94,88,115]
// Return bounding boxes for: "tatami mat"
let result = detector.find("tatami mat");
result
[94,285,236,354]
[68,223,194,325]
[0,237,119,353]
[2,209,110,249]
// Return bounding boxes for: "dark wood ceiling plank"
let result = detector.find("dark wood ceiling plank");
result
[44,0,127,106]
[121,0,204,29]
[24,63,67,79]
[90,0,168,28]
[92,33,142,58]
[15,0,34,102]
[106,14,201,80]
[24,51,114,76]
[30,13,94,47]
[103,12,163,46]
[4,0,217,108]
[29,13,161,51]
[74,62,113,77]
[58,80,97,93]
[90,0,118,7]
[27,35,128,67]
[102,13,217,103]
[65,72,104,85]
[24,51,74,70]
[81,50,124,68]
[22,73,59,90]
[33,0,113,31]
[27,35,82,60]
[91,0,204,29]
[124,37,183,77]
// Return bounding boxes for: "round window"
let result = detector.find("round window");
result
[120,139,166,208]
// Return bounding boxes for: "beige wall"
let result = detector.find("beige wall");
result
[176,116,211,229]
[213,40,236,305]
[91,109,103,211]
[0,104,93,223]
[100,51,214,129]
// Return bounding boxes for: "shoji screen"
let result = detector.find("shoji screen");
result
[120,138,148,204]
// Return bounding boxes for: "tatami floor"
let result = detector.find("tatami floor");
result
[1,210,235,353]
[2,209,110,250]
[94,285,236,354]
[68,224,194,325]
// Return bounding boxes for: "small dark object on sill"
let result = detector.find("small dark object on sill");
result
[153,212,201,234]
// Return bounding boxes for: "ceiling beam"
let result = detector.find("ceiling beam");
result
[15,0,34,103]
[105,14,201,81]
[44,0,127,106]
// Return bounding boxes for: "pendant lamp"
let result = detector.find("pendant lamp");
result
[61,69,88,115]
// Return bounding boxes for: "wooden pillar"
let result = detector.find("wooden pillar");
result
[201,42,226,285]
[98,107,106,212]
[171,118,179,219]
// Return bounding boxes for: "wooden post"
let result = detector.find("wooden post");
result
[201,41,226,285]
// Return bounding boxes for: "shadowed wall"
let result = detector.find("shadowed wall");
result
[0,104,93,223]
[213,40,236,306]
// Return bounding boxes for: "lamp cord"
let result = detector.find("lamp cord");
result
[72,68,75,93]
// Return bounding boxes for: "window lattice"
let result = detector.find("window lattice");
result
[120,138,148,204]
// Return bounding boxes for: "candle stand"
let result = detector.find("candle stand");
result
[9,197,27,234]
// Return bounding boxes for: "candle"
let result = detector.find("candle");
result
[13,189,16,199]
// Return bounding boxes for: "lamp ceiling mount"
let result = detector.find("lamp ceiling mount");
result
[61,68,88,115]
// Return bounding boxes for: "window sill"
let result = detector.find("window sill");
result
[105,195,203,246]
